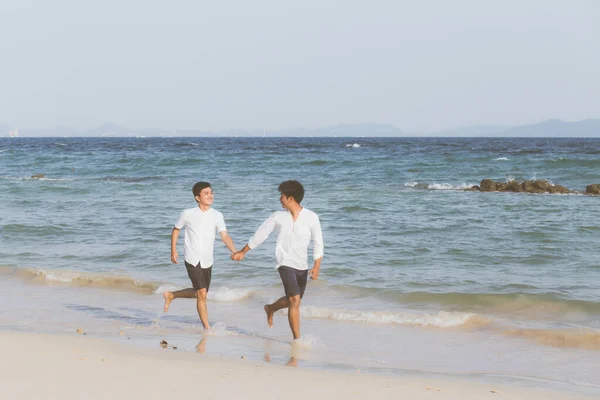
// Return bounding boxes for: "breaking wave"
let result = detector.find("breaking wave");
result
[299,306,490,328]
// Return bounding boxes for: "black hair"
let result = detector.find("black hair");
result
[192,182,212,198]
[278,180,304,203]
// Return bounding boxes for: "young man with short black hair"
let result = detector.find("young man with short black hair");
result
[163,182,236,331]
[232,180,324,340]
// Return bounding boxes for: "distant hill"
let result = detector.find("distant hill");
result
[497,119,600,137]
[3,119,600,138]
[282,123,403,137]
[428,124,511,137]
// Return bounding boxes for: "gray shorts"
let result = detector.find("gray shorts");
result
[185,261,212,292]
[278,266,308,298]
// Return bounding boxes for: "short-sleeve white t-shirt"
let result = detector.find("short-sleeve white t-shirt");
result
[174,207,226,268]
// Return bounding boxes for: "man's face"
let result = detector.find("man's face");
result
[279,193,291,209]
[195,187,214,206]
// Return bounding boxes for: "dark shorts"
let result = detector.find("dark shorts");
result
[185,261,212,292]
[278,266,308,298]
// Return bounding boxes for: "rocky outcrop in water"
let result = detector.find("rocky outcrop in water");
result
[470,179,572,194]
[586,184,600,195]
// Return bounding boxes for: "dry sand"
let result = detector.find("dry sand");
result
[0,331,594,400]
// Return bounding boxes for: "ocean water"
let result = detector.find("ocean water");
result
[1,137,599,393]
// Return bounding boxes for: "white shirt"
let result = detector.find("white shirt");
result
[174,207,226,268]
[248,208,324,270]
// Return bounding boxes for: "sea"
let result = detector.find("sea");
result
[1,136,599,394]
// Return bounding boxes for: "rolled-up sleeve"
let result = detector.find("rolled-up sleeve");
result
[216,212,227,233]
[311,215,324,261]
[174,211,186,229]
[248,213,277,249]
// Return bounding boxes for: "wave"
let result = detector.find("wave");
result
[306,160,328,166]
[494,157,509,161]
[208,287,256,302]
[386,291,600,316]
[341,205,376,212]
[404,181,474,190]
[0,176,74,181]
[1,267,160,294]
[504,328,600,351]
[0,267,259,301]
[99,176,163,183]
[2,223,67,235]
[300,306,490,328]
[345,143,361,148]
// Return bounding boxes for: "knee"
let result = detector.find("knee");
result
[288,295,301,308]
[196,289,207,301]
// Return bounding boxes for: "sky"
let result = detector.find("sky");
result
[0,0,599,132]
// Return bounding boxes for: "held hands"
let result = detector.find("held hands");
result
[231,251,245,261]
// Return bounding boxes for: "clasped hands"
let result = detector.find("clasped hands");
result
[231,251,244,261]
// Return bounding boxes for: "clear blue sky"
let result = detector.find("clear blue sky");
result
[1,0,598,132]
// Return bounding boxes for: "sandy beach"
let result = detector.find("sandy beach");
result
[0,331,594,400]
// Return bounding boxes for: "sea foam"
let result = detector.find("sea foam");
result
[299,306,487,328]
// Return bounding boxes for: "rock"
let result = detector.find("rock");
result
[480,179,497,191]
[496,182,508,191]
[160,340,168,348]
[31,174,45,179]
[548,184,570,194]
[479,179,571,194]
[504,181,523,192]
[464,185,481,192]
[586,184,600,195]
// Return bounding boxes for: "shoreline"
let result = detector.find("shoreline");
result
[1,330,596,399]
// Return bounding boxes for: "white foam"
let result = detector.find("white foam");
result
[345,143,361,148]
[300,306,478,328]
[427,182,472,190]
[291,334,320,349]
[208,287,255,302]
[494,157,509,161]
[204,322,240,337]
[405,181,473,190]
[154,284,178,294]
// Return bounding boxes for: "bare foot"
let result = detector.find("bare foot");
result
[286,357,298,367]
[264,304,274,327]
[163,291,174,312]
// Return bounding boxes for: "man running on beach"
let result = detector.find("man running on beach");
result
[232,180,323,340]
[163,182,236,331]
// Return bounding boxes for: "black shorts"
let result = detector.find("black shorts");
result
[278,266,308,298]
[185,261,212,292]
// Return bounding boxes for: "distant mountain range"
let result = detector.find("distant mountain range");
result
[2,119,600,137]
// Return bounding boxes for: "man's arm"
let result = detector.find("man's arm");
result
[219,230,236,254]
[171,227,180,263]
[232,214,277,261]
[309,216,324,279]
[309,257,322,280]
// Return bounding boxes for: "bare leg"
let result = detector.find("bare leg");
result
[264,296,290,327]
[196,288,210,331]
[163,288,197,311]
[287,295,301,340]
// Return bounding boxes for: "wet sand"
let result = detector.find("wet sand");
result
[1,331,595,400]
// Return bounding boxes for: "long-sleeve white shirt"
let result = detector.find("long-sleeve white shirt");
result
[248,208,323,270]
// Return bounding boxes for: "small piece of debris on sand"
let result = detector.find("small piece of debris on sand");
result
[160,340,168,348]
